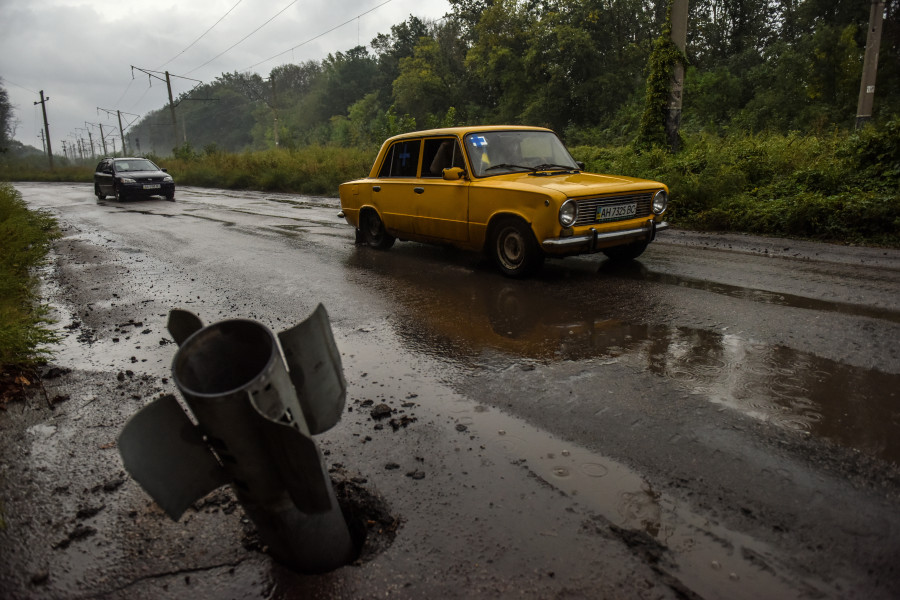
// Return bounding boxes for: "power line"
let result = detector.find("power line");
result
[185,0,301,76]
[156,0,245,70]
[115,78,134,107]
[2,77,38,94]
[243,0,394,72]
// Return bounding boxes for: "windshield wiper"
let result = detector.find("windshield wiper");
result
[484,163,533,172]
[532,163,579,173]
[484,163,580,175]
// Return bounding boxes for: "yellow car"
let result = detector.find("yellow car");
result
[338,125,669,277]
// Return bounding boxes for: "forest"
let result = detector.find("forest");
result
[118,0,900,154]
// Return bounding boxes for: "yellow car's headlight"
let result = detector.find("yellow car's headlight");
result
[559,199,577,227]
[653,190,668,214]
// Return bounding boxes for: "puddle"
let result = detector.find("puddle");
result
[349,251,900,463]
[454,404,830,598]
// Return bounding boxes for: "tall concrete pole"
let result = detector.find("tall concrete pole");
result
[99,123,109,155]
[666,0,689,153]
[856,0,885,128]
[166,71,179,149]
[117,110,128,155]
[34,91,54,168]
[272,77,279,147]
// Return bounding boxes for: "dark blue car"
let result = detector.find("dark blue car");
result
[94,157,175,202]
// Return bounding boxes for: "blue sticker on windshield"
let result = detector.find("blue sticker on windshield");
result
[471,135,488,148]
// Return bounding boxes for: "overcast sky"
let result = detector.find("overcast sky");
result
[0,0,451,152]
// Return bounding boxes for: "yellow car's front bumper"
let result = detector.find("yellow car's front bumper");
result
[541,219,669,252]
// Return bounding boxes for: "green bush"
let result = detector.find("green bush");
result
[572,125,900,246]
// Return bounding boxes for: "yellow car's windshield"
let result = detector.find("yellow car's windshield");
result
[463,130,579,177]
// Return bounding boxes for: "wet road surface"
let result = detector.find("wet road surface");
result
[2,182,899,598]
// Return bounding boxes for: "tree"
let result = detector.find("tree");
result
[0,82,15,153]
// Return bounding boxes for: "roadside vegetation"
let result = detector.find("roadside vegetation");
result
[0,182,59,398]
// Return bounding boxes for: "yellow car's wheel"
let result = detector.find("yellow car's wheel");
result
[491,218,543,278]
[361,210,395,250]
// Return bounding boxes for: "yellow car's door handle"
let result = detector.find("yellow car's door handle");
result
[414,187,424,194]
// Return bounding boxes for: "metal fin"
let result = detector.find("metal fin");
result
[251,410,333,513]
[118,394,228,521]
[277,304,346,435]
[167,309,204,347]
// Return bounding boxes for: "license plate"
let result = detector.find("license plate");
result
[597,203,636,221]
[143,184,161,190]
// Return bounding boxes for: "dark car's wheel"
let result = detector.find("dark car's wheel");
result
[114,184,127,202]
[361,210,395,250]
[490,218,544,278]
[166,192,175,201]
[94,184,106,200]
[602,240,649,262]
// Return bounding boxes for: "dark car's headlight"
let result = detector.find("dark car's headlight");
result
[163,175,173,182]
[559,199,577,227]
[652,190,668,214]
[119,177,136,184]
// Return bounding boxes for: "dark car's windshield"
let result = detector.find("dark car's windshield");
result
[114,159,158,172]
[463,131,579,177]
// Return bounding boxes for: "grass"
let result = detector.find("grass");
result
[157,145,377,196]
[0,182,60,370]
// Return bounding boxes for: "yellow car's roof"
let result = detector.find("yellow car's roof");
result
[382,125,554,144]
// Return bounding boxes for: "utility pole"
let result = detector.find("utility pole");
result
[667,0,689,153]
[117,110,128,155]
[85,123,96,159]
[166,71,179,146]
[98,107,138,155]
[34,90,54,168]
[99,123,109,155]
[38,129,46,154]
[131,66,201,151]
[272,76,279,147]
[856,0,885,128]
[61,140,68,160]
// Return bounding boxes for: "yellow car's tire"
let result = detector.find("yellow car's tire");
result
[361,210,395,250]
[491,218,543,278]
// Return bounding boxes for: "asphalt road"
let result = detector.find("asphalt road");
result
[2,182,899,599]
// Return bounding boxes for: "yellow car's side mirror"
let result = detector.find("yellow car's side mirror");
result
[442,167,466,181]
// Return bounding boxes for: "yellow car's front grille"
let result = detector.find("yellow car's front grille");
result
[573,192,653,226]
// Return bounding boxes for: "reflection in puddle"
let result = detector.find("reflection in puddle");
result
[349,250,900,463]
